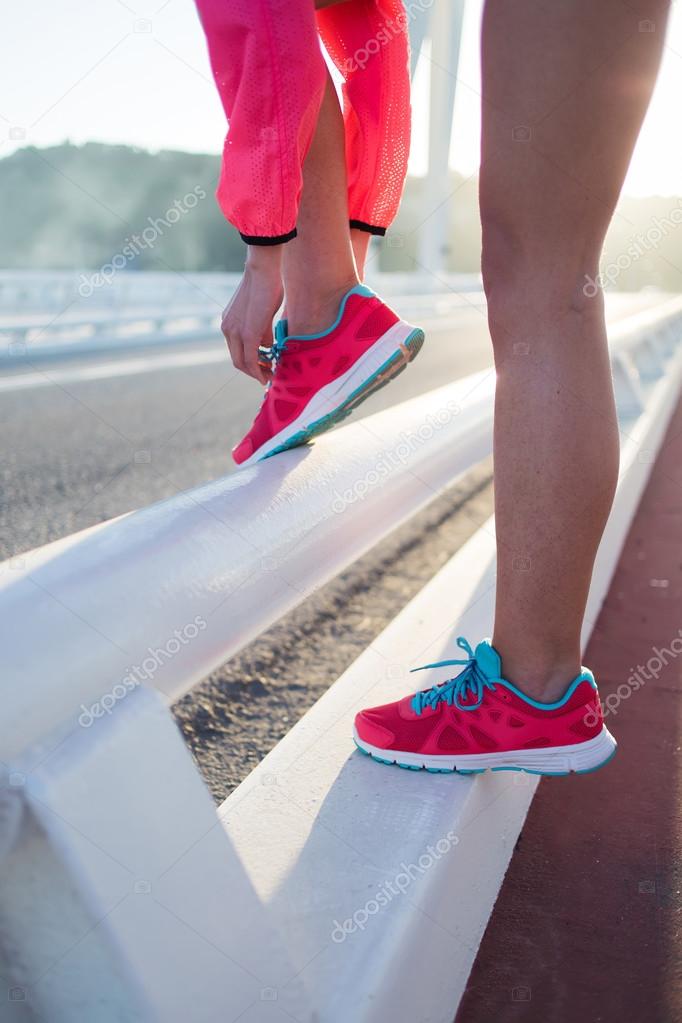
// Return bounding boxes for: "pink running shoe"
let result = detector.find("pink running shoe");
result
[232,284,424,465]
[354,637,617,775]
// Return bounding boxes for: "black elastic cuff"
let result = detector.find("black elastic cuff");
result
[240,228,297,246]
[349,219,387,237]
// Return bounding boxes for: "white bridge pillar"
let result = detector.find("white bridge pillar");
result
[412,0,467,277]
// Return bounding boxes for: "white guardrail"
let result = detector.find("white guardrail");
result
[0,286,485,364]
[1,297,682,1022]
[0,270,482,363]
[0,270,481,315]
[0,307,223,362]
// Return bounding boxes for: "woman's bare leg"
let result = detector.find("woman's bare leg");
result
[283,69,360,336]
[285,0,410,330]
[481,0,668,699]
[351,228,372,279]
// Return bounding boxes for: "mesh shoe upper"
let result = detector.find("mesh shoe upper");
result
[232,286,399,464]
[355,639,604,756]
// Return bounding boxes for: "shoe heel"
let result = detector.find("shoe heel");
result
[573,727,618,774]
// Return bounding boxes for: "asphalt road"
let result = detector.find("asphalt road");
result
[0,304,493,558]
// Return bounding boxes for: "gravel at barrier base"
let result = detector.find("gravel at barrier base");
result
[173,462,494,803]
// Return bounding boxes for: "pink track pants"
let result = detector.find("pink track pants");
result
[195,0,412,245]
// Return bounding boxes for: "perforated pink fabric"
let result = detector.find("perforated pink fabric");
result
[195,0,327,241]
[195,0,411,241]
[317,0,411,231]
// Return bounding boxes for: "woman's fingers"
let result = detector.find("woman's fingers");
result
[220,258,284,383]
[222,317,271,385]
[222,319,245,373]
[243,330,271,384]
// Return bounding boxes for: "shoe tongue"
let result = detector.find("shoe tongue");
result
[474,639,502,680]
[274,319,288,345]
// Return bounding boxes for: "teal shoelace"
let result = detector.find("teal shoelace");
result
[258,323,288,369]
[410,636,497,715]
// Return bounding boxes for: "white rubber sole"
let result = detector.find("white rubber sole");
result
[352,724,618,776]
[239,319,424,467]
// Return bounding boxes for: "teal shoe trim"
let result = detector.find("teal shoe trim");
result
[411,636,597,716]
[285,284,375,341]
[261,327,425,460]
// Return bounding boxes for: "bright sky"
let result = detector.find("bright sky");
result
[2,0,681,196]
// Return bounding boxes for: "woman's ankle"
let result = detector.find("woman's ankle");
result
[492,634,583,703]
[285,275,359,336]
[351,229,371,281]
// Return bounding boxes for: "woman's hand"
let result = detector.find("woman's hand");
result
[221,246,284,385]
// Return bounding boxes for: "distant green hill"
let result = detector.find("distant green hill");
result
[2,142,681,291]
[0,142,244,272]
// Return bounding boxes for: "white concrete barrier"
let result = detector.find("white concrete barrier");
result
[0,368,494,762]
[213,331,682,1022]
[1,296,681,1021]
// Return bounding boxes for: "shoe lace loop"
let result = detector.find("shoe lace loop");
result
[410,636,496,715]
[258,324,288,369]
